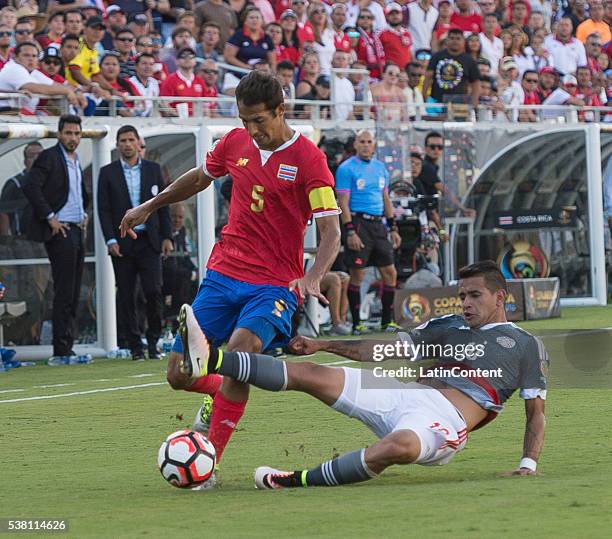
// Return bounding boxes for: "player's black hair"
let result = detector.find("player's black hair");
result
[425,131,443,145]
[459,260,507,293]
[235,70,284,112]
[116,125,139,141]
[58,114,82,133]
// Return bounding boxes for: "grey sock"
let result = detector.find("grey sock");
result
[305,449,378,486]
[217,351,287,391]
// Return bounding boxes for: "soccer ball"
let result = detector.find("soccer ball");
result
[157,430,216,489]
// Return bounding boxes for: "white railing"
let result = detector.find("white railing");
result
[0,90,610,123]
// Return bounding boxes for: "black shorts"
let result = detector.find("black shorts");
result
[344,215,395,269]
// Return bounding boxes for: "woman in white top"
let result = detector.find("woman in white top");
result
[308,1,335,75]
[523,29,554,74]
[510,27,533,77]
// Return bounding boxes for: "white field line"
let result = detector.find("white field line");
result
[33,383,76,389]
[0,360,351,404]
[0,382,166,404]
[0,388,25,394]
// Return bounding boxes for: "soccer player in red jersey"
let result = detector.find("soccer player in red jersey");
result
[120,71,341,486]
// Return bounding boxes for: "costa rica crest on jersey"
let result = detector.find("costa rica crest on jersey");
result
[277,163,298,181]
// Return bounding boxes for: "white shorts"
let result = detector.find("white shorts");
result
[331,367,468,466]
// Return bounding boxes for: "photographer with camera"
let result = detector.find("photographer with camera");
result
[336,129,402,335]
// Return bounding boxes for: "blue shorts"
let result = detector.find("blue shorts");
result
[172,269,298,354]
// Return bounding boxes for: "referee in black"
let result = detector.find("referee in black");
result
[335,130,401,335]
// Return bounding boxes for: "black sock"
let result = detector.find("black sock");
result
[347,284,361,328]
[270,449,377,488]
[381,285,396,326]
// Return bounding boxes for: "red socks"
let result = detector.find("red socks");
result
[207,392,247,463]
[185,374,223,396]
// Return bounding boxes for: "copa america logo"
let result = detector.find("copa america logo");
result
[497,240,550,279]
[401,294,431,324]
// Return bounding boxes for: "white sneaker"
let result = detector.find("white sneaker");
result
[177,304,210,379]
[329,324,351,336]
[254,466,292,490]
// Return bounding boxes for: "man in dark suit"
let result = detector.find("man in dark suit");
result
[97,125,173,360]
[22,115,89,359]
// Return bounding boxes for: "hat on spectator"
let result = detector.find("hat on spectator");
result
[177,47,197,58]
[331,3,347,12]
[501,56,518,71]
[86,16,105,29]
[316,74,331,88]
[437,0,453,5]
[539,66,557,76]
[106,5,125,16]
[280,9,298,20]
[384,2,402,15]
[39,46,61,61]
[562,74,577,86]
[130,13,148,25]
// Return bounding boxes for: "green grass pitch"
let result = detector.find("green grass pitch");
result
[1,306,611,538]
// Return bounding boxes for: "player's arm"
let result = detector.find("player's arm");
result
[120,167,212,238]
[521,396,546,473]
[288,336,415,362]
[309,213,341,277]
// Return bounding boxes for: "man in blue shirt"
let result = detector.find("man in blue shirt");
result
[336,129,402,334]
[97,125,173,360]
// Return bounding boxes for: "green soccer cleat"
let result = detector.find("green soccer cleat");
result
[177,304,211,379]
[352,324,370,336]
[192,394,214,435]
[381,321,402,333]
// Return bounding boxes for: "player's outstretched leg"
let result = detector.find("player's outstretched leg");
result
[254,429,421,489]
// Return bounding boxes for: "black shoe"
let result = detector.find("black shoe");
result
[132,351,145,362]
[148,349,161,360]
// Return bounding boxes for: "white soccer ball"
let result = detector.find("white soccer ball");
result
[157,429,216,489]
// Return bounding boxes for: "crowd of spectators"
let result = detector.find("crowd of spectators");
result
[0,0,609,119]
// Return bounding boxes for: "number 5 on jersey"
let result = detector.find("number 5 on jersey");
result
[251,185,264,213]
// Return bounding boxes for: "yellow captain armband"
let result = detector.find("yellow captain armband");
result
[309,186,340,217]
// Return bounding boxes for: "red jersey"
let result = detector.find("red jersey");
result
[275,44,300,65]
[333,30,351,53]
[297,22,315,47]
[450,13,483,34]
[202,82,218,112]
[377,27,412,69]
[203,128,339,286]
[159,71,206,115]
